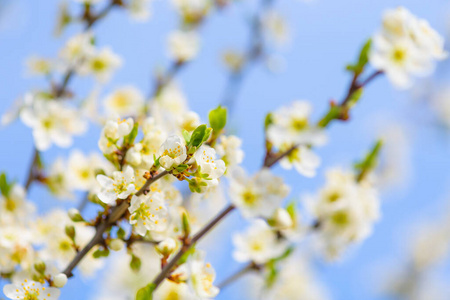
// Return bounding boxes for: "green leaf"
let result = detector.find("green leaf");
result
[130,254,142,272]
[347,87,364,108]
[354,139,383,182]
[182,130,191,144]
[182,212,191,237]
[178,246,196,265]
[93,248,110,259]
[136,283,155,300]
[264,113,273,131]
[208,106,227,132]
[346,39,372,76]
[0,173,11,197]
[285,201,297,220]
[203,128,212,143]
[189,124,207,147]
[65,225,76,241]
[125,122,139,145]
[117,227,126,240]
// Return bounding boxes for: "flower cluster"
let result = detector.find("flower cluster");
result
[370,6,447,88]
[306,168,380,259]
[1,2,448,300]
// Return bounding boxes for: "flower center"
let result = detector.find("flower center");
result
[5,198,16,211]
[392,47,407,64]
[331,210,350,226]
[112,93,129,108]
[162,145,183,159]
[241,190,258,205]
[91,58,107,72]
[290,117,308,132]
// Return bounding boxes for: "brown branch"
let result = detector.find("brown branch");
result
[62,170,169,277]
[145,69,384,294]
[220,0,275,114]
[150,204,236,288]
[23,1,118,192]
[217,262,260,290]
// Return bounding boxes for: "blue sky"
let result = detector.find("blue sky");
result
[1,0,450,299]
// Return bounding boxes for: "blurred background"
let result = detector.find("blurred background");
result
[1,0,450,299]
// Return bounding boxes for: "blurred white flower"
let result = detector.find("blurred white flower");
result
[370,7,447,89]
[233,219,288,264]
[215,135,244,168]
[229,167,290,219]
[103,86,145,117]
[168,30,200,62]
[80,47,122,82]
[20,96,87,151]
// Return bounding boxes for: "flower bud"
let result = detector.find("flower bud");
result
[68,208,84,222]
[272,208,293,229]
[155,238,177,256]
[34,261,46,274]
[65,225,76,240]
[109,239,124,251]
[53,273,67,288]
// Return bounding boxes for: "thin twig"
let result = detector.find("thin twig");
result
[146,69,384,294]
[24,148,39,191]
[151,204,236,288]
[220,0,275,113]
[23,1,118,192]
[217,262,258,290]
[62,170,169,277]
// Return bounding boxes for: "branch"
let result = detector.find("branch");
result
[220,0,275,114]
[150,204,236,288]
[23,1,118,192]
[217,262,260,290]
[144,69,384,295]
[62,170,169,277]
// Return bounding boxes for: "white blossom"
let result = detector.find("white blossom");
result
[103,86,145,117]
[20,96,87,151]
[25,56,53,76]
[68,150,111,191]
[96,166,136,205]
[279,145,321,177]
[233,219,288,264]
[185,250,219,298]
[267,100,327,149]
[127,0,152,21]
[370,7,447,89]
[80,47,122,82]
[194,145,226,179]
[128,192,168,236]
[157,135,187,170]
[168,30,200,62]
[98,117,134,154]
[215,135,244,167]
[59,32,94,71]
[3,279,60,300]
[229,167,290,219]
[307,168,380,259]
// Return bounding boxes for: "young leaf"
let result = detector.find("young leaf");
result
[182,130,191,144]
[208,106,227,132]
[124,122,139,145]
[130,254,142,272]
[136,283,155,300]
[0,172,11,197]
[189,124,207,147]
